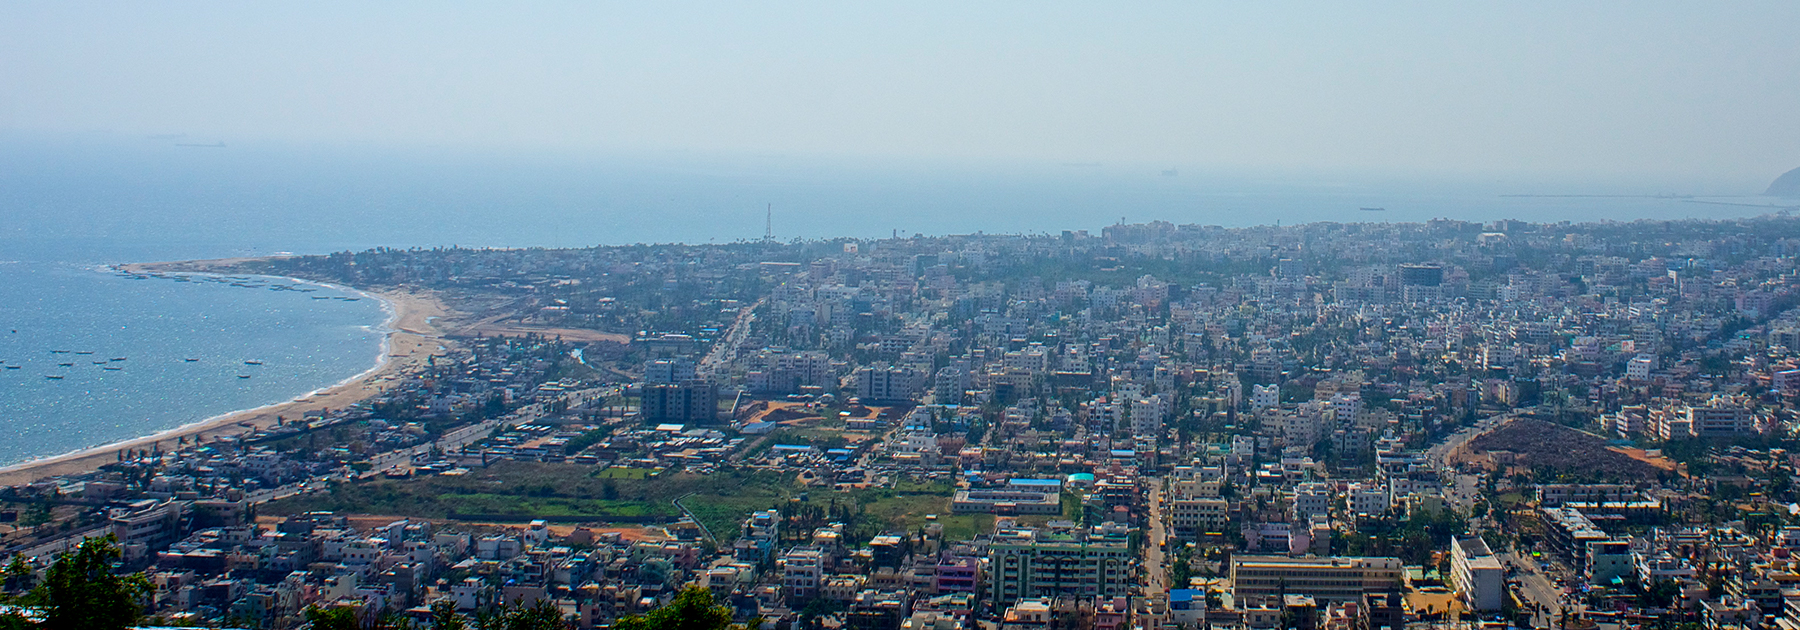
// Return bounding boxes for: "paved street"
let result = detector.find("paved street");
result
[700,298,762,378]
[1501,550,1580,629]
[1427,414,1508,513]
[1143,476,1168,592]
[1137,476,1170,630]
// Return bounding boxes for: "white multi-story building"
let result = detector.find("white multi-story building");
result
[1292,482,1332,520]
[1600,406,1649,439]
[1587,540,1633,585]
[1774,368,1800,395]
[1347,482,1389,516]
[1450,537,1504,612]
[855,366,924,403]
[781,547,828,599]
[1229,556,1404,605]
[1131,395,1170,439]
[1481,344,1518,369]
[1327,394,1362,424]
[989,525,1133,603]
[643,358,697,384]
[1635,552,1696,584]
[1537,484,1636,506]
[776,351,834,385]
[1251,384,1279,410]
[1685,399,1756,437]
[1169,479,1231,538]
[1650,398,1758,440]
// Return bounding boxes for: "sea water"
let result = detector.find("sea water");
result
[0,261,386,465]
[0,133,1791,465]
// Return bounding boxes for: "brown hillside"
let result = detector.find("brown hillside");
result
[1457,418,1665,481]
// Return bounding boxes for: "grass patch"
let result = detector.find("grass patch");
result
[684,493,787,540]
[262,461,983,542]
[855,493,992,540]
[891,480,955,496]
[861,494,950,523]
[266,461,793,530]
[933,514,994,541]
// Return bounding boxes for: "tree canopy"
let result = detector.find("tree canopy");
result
[471,598,567,630]
[614,586,733,630]
[33,535,152,630]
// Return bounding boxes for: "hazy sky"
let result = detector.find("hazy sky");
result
[3,2,1796,181]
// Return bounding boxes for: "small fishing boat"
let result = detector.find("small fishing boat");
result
[237,374,252,379]
[45,375,64,380]
[184,358,200,362]
[244,360,263,365]
[103,367,123,371]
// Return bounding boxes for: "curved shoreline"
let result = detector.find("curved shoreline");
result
[0,270,451,487]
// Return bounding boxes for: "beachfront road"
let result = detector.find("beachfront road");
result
[359,386,610,477]
[246,387,605,506]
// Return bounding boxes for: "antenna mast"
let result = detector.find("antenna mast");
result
[765,203,773,241]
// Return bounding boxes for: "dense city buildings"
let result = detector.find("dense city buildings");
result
[12,214,1800,628]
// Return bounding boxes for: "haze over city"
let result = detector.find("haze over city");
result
[4,2,1797,184]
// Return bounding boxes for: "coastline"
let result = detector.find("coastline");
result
[0,266,453,487]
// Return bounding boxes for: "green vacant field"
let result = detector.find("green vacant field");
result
[266,462,794,538]
[593,467,657,479]
[856,492,993,541]
[265,462,992,542]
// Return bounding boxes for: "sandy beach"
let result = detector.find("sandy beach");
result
[0,275,454,487]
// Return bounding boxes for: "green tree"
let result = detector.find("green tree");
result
[1,556,33,597]
[1168,551,1193,589]
[475,598,567,630]
[433,600,469,630]
[305,604,414,630]
[614,586,732,630]
[33,535,152,630]
[305,606,366,630]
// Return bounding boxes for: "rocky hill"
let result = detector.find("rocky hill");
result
[1768,166,1800,197]
[1456,418,1668,481]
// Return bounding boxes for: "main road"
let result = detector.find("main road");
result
[1428,414,1511,513]
[700,298,764,378]
[1501,549,1579,629]
[1143,476,1169,591]
[1138,476,1170,630]
[356,386,609,478]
